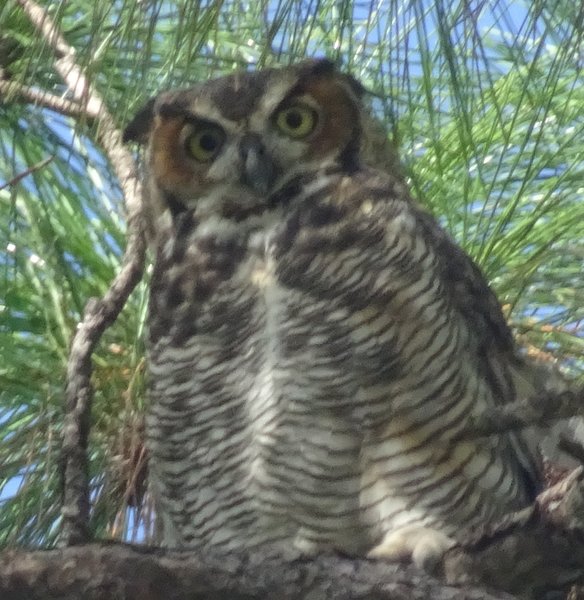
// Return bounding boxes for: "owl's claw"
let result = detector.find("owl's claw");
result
[293,534,322,556]
[368,525,456,572]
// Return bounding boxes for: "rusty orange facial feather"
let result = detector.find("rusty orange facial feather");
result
[151,116,195,190]
[300,77,360,157]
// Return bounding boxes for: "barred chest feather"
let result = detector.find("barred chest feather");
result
[146,173,531,554]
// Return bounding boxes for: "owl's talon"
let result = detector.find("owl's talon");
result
[368,525,456,572]
[292,529,337,557]
[293,535,321,556]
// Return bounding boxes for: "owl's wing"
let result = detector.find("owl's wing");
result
[416,204,551,486]
[413,208,518,405]
[275,167,542,492]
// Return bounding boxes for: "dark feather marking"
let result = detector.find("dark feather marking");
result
[165,191,187,218]
[123,97,156,143]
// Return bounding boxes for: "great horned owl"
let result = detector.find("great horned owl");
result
[124,59,540,566]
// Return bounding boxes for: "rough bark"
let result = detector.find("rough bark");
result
[1,469,584,600]
[0,543,517,600]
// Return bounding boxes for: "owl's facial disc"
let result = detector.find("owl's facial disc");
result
[123,60,369,220]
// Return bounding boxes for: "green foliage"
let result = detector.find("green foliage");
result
[0,0,583,548]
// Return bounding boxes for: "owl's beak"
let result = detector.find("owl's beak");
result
[240,134,276,195]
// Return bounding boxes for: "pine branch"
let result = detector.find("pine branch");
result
[9,0,147,547]
[0,79,91,119]
[2,470,584,599]
[0,543,520,600]
[0,155,53,191]
[453,388,584,441]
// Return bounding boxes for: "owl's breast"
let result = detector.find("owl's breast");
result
[147,214,374,550]
[237,228,372,551]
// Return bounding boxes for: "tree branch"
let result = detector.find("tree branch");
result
[0,155,53,191]
[1,470,583,600]
[443,467,584,598]
[0,79,91,119]
[16,0,106,118]
[453,388,584,441]
[10,0,147,547]
[0,543,518,600]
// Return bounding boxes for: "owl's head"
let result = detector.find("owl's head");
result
[124,59,399,232]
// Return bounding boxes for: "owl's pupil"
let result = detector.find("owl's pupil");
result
[200,132,217,152]
[286,111,302,129]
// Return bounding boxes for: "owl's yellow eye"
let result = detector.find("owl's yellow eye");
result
[186,126,225,162]
[275,104,318,138]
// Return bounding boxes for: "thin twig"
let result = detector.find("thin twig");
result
[453,389,584,441]
[0,79,88,118]
[13,0,146,546]
[0,79,91,119]
[16,0,105,118]
[0,156,53,191]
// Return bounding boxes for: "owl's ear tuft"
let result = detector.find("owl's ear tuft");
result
[123,97,156,144]
[301,57,336,76]
[342,73,366,98]
[299,58,366,98]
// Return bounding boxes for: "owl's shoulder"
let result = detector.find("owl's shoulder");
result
[324,165,516,357]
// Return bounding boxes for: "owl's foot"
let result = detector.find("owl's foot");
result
[292,530,335,556]
[292,529,363,558]
[368,525,456,572]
